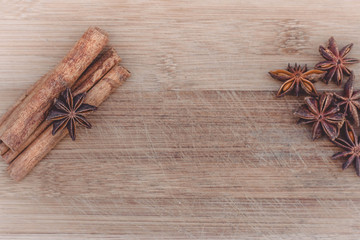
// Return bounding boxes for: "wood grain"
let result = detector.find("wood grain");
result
[1,0,360,239]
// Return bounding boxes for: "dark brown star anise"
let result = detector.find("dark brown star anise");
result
[46,88,97,140]
[333,72,360,126]
[332,121,360,176]
[294,93,344,140]
[269,63,324,97]
[315,37,359,85]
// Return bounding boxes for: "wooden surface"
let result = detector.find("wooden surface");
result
[1,0,360,239]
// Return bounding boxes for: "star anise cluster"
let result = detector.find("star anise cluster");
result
[269,37,360,177]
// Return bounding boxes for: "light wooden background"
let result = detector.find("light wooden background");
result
[1,0,360,239]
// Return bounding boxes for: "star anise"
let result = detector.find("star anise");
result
[294,93,344,140]
[333,72,360,126]
[315,37,359,85]
[46,88,97,140]
[269,63,324,97]
[332,121,360,176]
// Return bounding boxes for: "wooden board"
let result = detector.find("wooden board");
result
[1,0,360,239]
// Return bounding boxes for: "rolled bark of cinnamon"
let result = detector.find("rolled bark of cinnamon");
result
[0,72,49,130]
[8,65,130,181]
[2,48,121,164]
[0,27,108,151]
[72,47,121,94]
[0,143,9,155]
[0,72,51,154]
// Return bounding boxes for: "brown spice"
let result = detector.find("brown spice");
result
[1,47,121,164]
[7,65,130,181]
[46,88,97,140]
[294,93,344,140]
[269,36,360,176]
[332,121,360,176]
[269,64,324,97]
[333,72,360,126]
[315,37,359,85]
[0,26,108,151]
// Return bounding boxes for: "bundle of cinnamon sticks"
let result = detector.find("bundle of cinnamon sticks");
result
[0,27,130,181]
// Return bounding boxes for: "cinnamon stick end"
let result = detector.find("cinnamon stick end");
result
[0,142,9,155]
[7,165,22,182]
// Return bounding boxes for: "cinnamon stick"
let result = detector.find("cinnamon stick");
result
[72,47,121,94]
[1,27,108,151]
[0,72,51,154]
[2,48,121,164]
[0,72,49,129]
[0,143,9,155]
[8,65,130,181]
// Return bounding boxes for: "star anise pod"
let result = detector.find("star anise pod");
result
[294,93,344,140]
[333,72,360,126]
[315,37,359,85]
[332,121,360,176]
[46,88,97,140]
[269,63,324,97]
